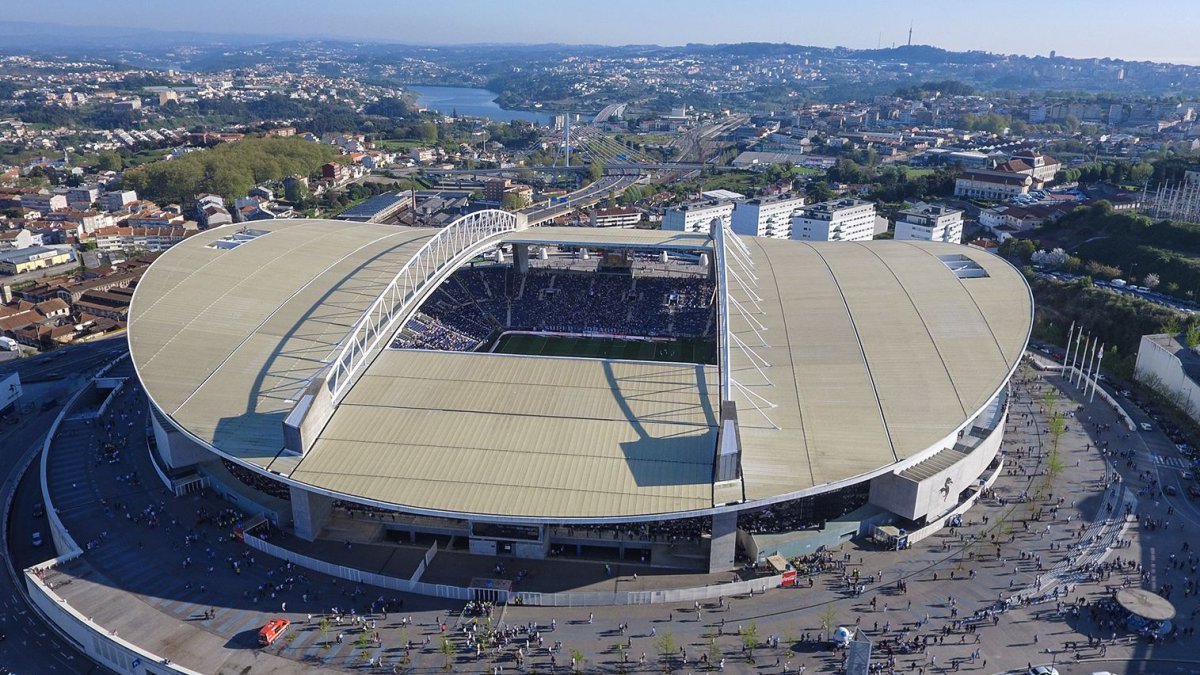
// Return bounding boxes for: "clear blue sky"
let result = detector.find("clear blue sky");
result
[13,0,1200,65]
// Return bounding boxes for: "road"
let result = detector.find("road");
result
[521,173,638,225]
[0,337,127,387]
[0,339,125,674]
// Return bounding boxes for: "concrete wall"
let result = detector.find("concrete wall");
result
[868,417,1005,522]
[25,570,202,675]
[290,486,333,541]
[708,511,738,572]
[150,409,211,471]
[1135,335,1200,424]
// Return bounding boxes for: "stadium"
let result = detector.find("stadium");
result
[128,210,1032,577]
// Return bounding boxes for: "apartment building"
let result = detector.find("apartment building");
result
[587,206,642,228]
[893,202,964,244]
[661,200,735,234]
[789,198,876,242]
[730,194,806,239]
[954,169,1033,200]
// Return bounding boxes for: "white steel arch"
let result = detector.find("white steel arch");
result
[327,209,523,401]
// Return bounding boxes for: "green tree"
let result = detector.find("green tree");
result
[819,603,837,634]
[1084,260,1122,280]
[501,192,526,210]
[439,637,455,670]
[589,160,604,183]
[318,617,331,644]
[1129,162,1154,184]
[285,180,310,204]
[739,621,760,662]
[655,631,676,666]
[95,151,123,172]
[1185,321,1200,348]
[805,180,835,203]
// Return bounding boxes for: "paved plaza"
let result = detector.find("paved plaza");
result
[27,357,1200,673]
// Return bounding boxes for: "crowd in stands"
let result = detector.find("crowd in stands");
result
[391,263,715,353]
[222,459,292,501]
[737,484,870,535]
[555,516,712,543]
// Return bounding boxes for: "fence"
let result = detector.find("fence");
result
[242,532,470,602]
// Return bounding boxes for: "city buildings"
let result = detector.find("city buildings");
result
[789,198,876,242]
[0,245,74,275]
[954,169,1034,200]
[661,200,735,234]
[893,202,964,244]
[586,206,641,228]
[730,194,806,239]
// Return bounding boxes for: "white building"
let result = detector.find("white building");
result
[662,200,735,234]
[587,206,641,228]
[20,192,68,213]
[731,194,806,239]
[954,170,1032,201]
[894,202,964,244]
[789,198,876,242]
[1135,333,1200,423]
[105,190,138,212]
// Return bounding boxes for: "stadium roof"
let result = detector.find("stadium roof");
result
[504,226,711,251]
[130,219,1031,521]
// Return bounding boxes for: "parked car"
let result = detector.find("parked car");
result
[1141,422,1153,432]
[31,531,42,547]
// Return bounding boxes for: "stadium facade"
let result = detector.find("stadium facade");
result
[129,212,1031,574]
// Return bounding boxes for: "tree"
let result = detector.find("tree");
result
[589,160,604,183]
[654,631,677,666]
[439,637,455,671]
[1186,321,1200,349]
[285,180,310,204]
[739,621,760,661]
[1143,273,1160,289]
[501,192,526,211]
[819,603,837,634]
[1129,162,1154,185]
[999,238,1037,264]
[805,180,835,203]
[95,151,123,172]
[1084,260,1122,280]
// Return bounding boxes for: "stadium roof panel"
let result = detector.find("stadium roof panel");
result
[130,218,1031,521]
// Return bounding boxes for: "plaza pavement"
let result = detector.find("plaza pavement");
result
[30,358,1199,674]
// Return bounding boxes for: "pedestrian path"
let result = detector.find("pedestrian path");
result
[1153,454,1189,469]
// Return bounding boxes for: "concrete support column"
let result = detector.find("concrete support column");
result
[708,511,738,573]
[514,244,530,274]
[290,487,333,541]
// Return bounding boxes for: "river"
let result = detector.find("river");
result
[409,85,554,125]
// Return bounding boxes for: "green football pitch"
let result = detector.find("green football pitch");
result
[491,333,715,364]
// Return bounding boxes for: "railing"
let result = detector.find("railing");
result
[326,209,522,401]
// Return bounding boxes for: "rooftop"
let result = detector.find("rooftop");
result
[130,220,1031,521]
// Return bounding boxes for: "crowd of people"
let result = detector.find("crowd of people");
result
[222,459,292,501]
[391,263,715,354]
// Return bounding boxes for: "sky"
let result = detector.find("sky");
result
[11,0,1200,65]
